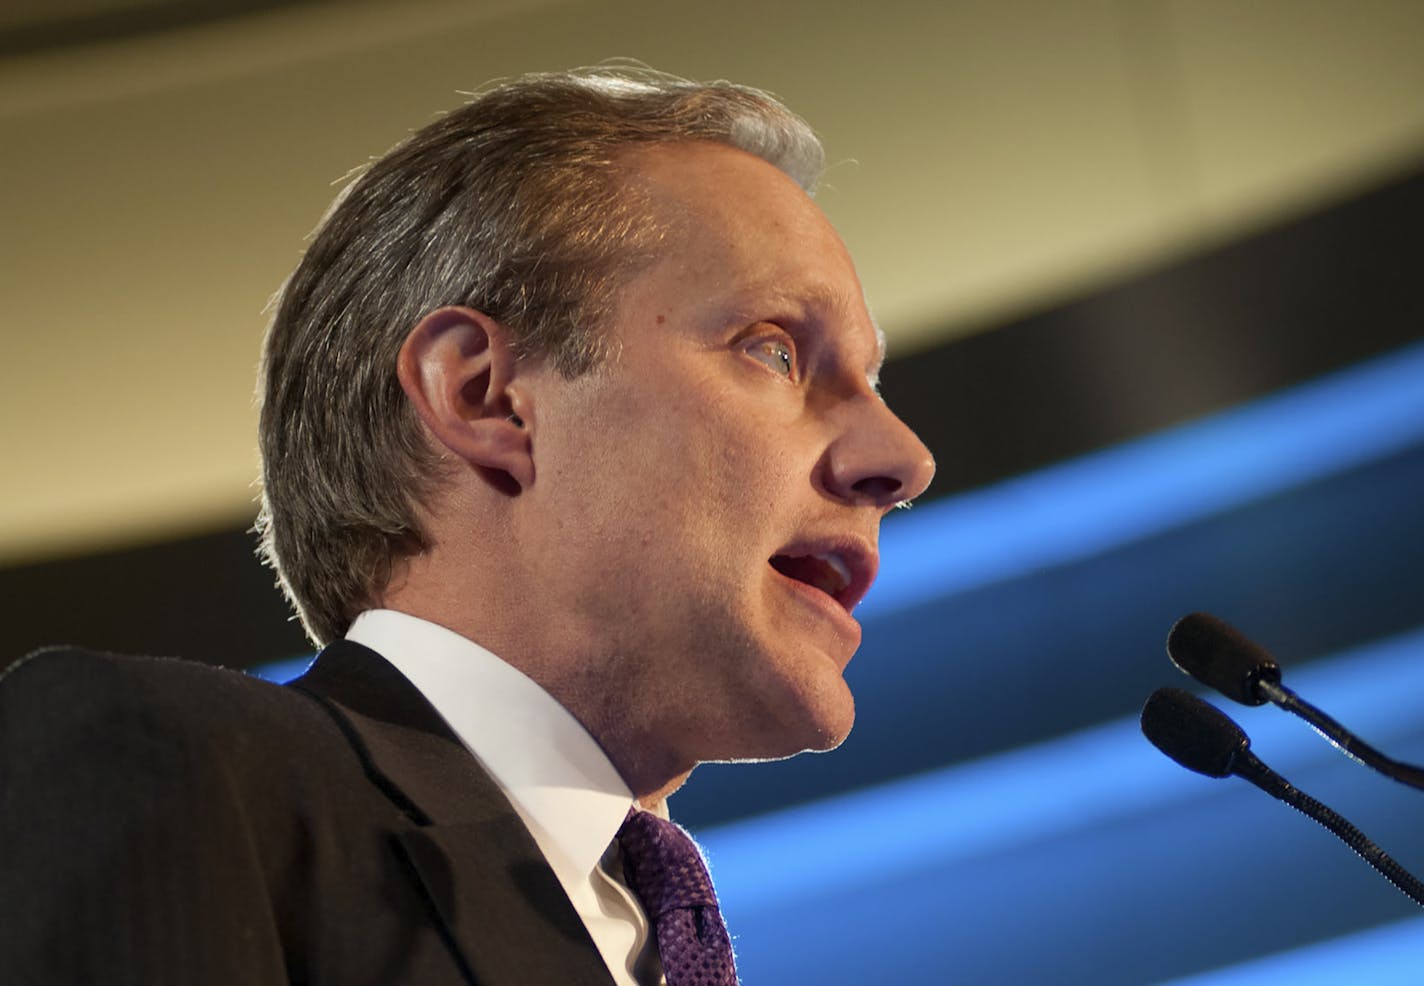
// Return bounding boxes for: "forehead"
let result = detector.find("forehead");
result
[620,142,886,369]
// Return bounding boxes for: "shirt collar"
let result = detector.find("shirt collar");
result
[346,609,635,888]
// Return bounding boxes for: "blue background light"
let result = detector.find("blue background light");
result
[866,339,1424,617]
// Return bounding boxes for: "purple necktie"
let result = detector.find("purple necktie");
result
[617,809,739,986]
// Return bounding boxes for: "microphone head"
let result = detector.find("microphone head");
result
[1167,612,1281,706]
[1141,687,1251,778]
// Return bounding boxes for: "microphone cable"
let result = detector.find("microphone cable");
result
[1141,686,1424,908]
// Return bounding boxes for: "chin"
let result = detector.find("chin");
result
[754,678,857,760]
[694,612,860,761]
[803,701,856,753]
[696,678,855,765]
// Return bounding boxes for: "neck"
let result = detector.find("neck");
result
[533,656,700,804]
[380,576,701,806]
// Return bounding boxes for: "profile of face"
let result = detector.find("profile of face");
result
[514,141,935,775]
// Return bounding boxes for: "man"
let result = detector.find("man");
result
[0,67,934,984]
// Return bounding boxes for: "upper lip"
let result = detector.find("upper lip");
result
[769,534,879,614]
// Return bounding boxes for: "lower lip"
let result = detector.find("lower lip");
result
[769,566,863,650]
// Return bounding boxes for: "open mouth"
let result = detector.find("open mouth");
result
[769,551,857,609]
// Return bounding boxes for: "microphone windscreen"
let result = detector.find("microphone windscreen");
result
[1141,687,1250,778]
[1167,612,1281,706]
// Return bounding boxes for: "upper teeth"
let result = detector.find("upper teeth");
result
[815,552,851,590]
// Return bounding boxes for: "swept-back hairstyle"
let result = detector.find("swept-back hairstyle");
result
[256,66,825,645]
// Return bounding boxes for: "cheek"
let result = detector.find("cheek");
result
[542,373,807,566]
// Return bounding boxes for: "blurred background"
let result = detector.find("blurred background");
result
[3,1,1423,982]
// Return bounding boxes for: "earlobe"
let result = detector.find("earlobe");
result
[396,306,535,491]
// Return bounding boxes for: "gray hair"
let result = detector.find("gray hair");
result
[256,66,825,645]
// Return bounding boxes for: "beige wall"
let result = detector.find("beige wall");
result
[3,0,1423,564]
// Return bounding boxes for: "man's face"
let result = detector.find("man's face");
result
[519,141,934,771]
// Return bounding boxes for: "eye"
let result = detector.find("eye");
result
[746,337,797,379]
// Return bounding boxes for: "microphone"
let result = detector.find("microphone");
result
[1166,613,1424,791]
[1141,687,1424,908]
[1165,612,1279,706]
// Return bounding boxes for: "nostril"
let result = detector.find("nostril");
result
[851,475,902,502]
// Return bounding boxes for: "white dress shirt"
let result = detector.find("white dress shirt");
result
[346,609,663,986]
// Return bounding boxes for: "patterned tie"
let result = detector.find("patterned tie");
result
[617,808,739,986]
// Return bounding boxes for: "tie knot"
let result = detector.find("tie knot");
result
[617,808,719,917]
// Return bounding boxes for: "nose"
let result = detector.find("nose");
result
[822,395,936,509]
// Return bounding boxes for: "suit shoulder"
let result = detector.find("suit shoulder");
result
[6,644,278,703]
[0,647,390,853]
[0,646,334,759]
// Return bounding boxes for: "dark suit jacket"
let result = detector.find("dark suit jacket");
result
[0,640,619,986]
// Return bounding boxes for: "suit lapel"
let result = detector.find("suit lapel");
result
[290,640,617,986]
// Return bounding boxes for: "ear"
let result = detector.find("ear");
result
[396,306,534,492]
